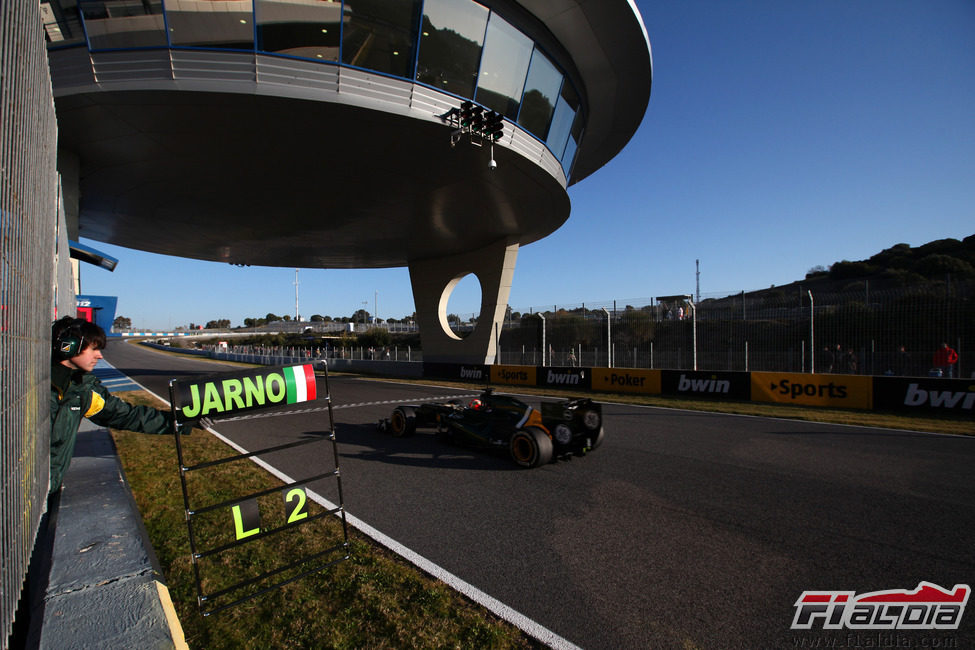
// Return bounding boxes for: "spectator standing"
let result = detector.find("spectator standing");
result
[895,345,912,376]
[932,342,959,378]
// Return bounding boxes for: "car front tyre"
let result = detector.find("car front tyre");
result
[390,406,416,437]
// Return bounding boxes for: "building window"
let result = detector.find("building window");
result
[517,49,561,139]
[547,81,580,160]
[168,0,255,50]
[80,0,167,50]
[67,0,586,174]
[41,0,86,47]
[341,0,420,77]
[562,112,583,176]
[415,0,488,100]
[256,0,342,61]
[474,13,531,118]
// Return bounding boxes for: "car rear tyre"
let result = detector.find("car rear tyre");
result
[509,427,553,468]
[390,406,416,437]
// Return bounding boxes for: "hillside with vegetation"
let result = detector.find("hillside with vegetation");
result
[792,235,975,294]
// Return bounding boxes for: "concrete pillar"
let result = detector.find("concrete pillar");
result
[409,237,518,365]
[57,150,80,239]
[57,150,82,296]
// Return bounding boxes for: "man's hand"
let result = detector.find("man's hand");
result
[176,416,214,435]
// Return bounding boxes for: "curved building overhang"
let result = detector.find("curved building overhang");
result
[50,50,572,268]
[46,0,651,269]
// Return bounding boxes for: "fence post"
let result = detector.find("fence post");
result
[495,322,500,365]
[808,290,815,374]
[538,313,546,367]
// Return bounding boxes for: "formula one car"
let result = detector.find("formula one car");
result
[377,388,604,468]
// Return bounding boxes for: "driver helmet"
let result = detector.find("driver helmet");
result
[469,398,483,410]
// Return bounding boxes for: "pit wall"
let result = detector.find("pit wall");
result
[423,364,975,417]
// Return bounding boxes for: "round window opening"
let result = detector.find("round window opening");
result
[439,273,482,340]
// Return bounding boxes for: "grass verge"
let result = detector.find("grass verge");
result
[111,390,539,650]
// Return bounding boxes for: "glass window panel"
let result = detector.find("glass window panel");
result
[42,0,87,47]
[256,0,342,61]
[341,0,420,77]
[517,49,560,138]
[561,113,583,177]
[80,0,167,50]
[167,0,255,50]
[546,81,580,159]
[415,0,488,99]
[474,13,530,118]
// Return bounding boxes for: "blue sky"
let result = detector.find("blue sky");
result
[79,0,975,329]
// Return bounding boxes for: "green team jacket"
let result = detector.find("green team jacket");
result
[49,361,172,495]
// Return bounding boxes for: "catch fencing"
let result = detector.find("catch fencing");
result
[497,280,973,378]
[193,280,972,379]
[0,0,62,643]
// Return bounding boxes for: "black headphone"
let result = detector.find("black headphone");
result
[53,320,86,361]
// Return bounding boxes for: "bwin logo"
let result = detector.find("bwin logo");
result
[546,370,581,385]
[460,366,483,380]
[678,374,730,394]
[904,383,975,410]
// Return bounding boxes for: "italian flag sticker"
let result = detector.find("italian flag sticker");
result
[284,364,317,404]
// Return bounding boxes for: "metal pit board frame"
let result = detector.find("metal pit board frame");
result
[168,362,348,616]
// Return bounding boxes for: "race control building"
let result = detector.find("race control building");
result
[43,0,652,362]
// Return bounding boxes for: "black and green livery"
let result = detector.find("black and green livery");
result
[378,388,604,468]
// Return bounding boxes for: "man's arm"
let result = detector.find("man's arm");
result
[86,381,173,434]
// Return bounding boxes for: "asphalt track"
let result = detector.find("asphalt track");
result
[103,341,975,649]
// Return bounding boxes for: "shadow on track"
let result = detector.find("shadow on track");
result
[333,423,520,472]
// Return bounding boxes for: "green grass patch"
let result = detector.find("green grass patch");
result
[111,391,538,650]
